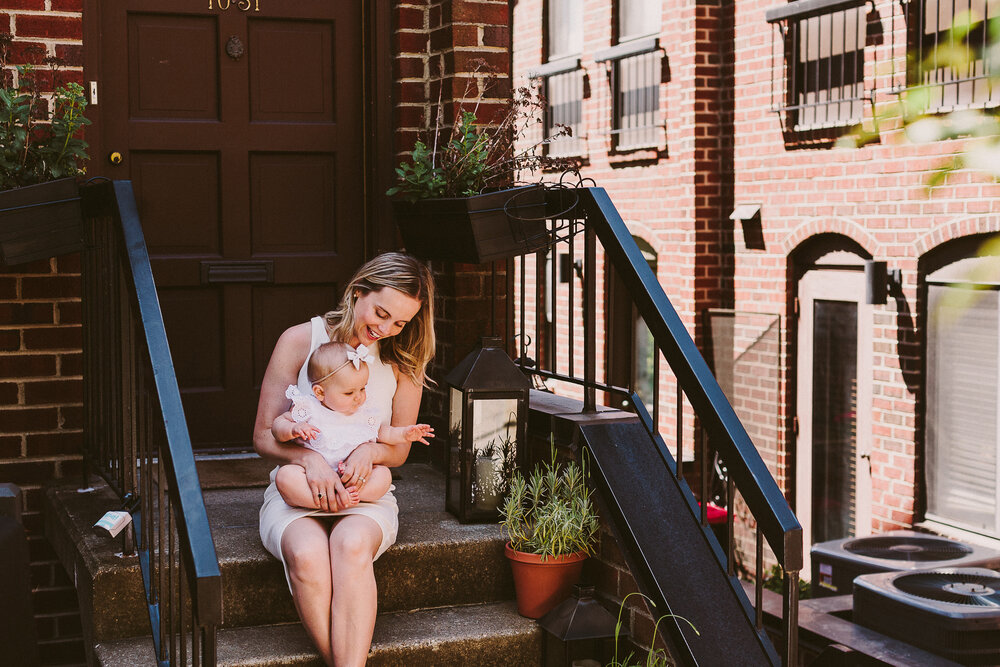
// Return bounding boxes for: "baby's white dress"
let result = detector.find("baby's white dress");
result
[258,316,399,591]
[283,384,381,469]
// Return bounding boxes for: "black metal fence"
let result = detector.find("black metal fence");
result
[81,180,221,665]
[510,186,802,664]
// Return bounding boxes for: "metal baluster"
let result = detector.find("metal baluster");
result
[568,225,576,378]
[755,526,764,630]
[784,568,800,666]
[700,427,709,527]
[727,473,736,576]
[158,457,168,660]
[535,250,546,371]
[583,221,596,412]
[675,381,683,480]
[550,234,559,378]
[181,545,188,667]
[519,254,526,366]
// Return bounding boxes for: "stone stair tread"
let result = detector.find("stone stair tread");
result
[94,601,542,667]
[46,463,515,642]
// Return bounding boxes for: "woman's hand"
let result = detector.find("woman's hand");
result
[339,441,377,490]
[303,452,351,512]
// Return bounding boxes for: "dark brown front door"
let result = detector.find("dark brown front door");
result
[93,0,366,448]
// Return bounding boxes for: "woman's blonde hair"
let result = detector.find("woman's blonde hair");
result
[323,252,435,385]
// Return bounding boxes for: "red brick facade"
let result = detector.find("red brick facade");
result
[513,0,1000,652]
[1,2,86,662]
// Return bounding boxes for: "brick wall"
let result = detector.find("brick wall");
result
[393,0,517,464]
[513,0,1000,653]
[1,2,86,663]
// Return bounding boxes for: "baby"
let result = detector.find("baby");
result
[271,341,433,509]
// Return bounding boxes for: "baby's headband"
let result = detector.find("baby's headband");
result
[312,344,375,385]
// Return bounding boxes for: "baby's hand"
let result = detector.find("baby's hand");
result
[291,423,320,441]
[405,424,435,445]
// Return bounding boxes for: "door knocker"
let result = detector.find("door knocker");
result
[226,35,244,60]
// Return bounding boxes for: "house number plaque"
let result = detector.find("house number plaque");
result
[208,0,260,11]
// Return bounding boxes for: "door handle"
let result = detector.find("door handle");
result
[109,151,123,165]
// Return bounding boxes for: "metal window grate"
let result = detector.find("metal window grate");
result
[595,38,662,150]
[907,0,998,111]
[545,68,586,157]
[767,0,872,132]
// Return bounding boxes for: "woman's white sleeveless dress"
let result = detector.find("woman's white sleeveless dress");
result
[259,317,400,590]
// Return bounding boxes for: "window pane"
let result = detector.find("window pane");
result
[614,50,660,148]
[927,286,999,533]
[619,0,661,41]
[548,0,583,59]
[790,6,866,128]
[545,68,585,156]
[916,0,998,110]
[811,300,858,543]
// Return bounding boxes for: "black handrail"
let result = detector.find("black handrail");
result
[81,180,221,665]
[514,186,802,664]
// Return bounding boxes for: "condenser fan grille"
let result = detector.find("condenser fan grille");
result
[843,536,973,561]
[894,572,1000,607]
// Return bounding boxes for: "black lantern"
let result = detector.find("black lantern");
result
[444,336,530,522]
[538,585,623,667]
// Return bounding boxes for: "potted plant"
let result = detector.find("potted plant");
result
[0,36,90,266]
[387,69,576,264]
[500,450,600,619]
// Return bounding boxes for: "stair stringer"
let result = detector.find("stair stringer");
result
[579,419,781,667]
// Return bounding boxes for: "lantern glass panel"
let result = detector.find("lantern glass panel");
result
[448,387,464,506]
[471,398,518,511]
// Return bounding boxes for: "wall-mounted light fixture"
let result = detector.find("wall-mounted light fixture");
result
[864,260,902,305]
[730,204,764,250]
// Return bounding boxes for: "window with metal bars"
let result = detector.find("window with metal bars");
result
[595,0,662,150]
[531,0,586,156]
[908,0,998,111]
[531,60,586,157]
[766,0,871,132]
[596,39,662,150]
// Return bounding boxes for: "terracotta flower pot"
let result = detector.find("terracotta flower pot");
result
[505,542,588,619]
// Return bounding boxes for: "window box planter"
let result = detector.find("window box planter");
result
[0,178,84,266]
[391,184,548,264]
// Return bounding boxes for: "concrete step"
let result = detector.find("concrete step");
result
[94,601,542,667]
[45,463,514,643]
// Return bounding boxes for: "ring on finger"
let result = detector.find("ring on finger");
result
[317,492,323,499]
[359,477,366,485]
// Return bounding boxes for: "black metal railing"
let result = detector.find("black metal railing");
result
[511,186,802,664]
[81,180,221,665]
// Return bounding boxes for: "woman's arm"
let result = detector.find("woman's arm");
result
[253,322,348,510]
[338,372,424,486]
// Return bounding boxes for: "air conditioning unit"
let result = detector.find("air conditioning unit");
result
[810,530,1000,597]
[853,567,1000,665]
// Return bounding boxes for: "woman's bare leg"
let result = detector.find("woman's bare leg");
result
[281,517,335,666]
[328,515,382,667]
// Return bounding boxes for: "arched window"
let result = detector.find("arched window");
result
[925,243,1000,538]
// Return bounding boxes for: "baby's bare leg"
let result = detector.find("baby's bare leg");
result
[355,465,392,502]
[275,464,322,509]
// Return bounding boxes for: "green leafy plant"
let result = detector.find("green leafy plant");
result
[500,448,599,559]
[387,61,576,201]
[607,592,699,667]
[839,14,1000,186]
[0,34,90,190]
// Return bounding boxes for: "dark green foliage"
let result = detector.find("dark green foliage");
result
[0,34,90,190]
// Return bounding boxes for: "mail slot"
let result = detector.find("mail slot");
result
[200,260,274,284]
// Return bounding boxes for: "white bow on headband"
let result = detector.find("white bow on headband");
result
[346,344,375,369]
